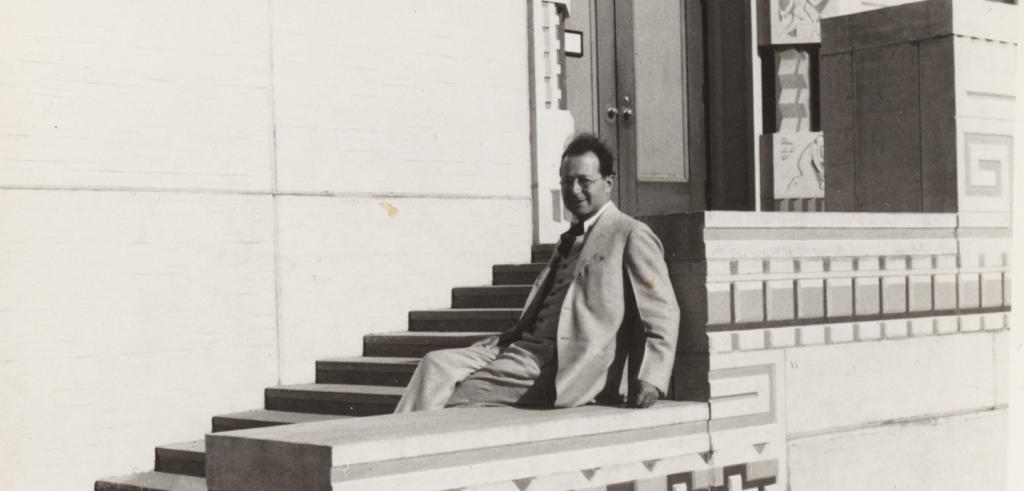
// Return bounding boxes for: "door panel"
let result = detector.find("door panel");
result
[633,0,687,184]
[631,0,693,215]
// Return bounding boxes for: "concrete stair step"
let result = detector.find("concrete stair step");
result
[94,471,207,491]
[211,409,350,433]
[316,356,420,386]
[451,285,531,308]
[363,331,494,357]
[155,440,205,478]
[265,383,405,416]
[532,243,556,263]
[408,308,521,332]
[153,440,205,477]
[492,263,545,285]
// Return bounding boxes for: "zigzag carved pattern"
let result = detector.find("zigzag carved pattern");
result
[596,459,781,491]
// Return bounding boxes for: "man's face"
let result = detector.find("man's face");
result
[560,151,613,220]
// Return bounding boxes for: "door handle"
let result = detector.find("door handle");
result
[605,106,619,123]
[621,107,633,122]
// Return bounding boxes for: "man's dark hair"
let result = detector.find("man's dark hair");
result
[561,133,615,177]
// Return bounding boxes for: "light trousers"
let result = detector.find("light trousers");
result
[393,340,555,413]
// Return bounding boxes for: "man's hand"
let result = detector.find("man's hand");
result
[470,335,500,349]
[627,379,661,408]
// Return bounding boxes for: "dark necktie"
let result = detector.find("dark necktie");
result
[557,220,585,258]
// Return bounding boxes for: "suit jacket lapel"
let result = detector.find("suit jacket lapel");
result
[572,203,619,279]
[521,254,555,314]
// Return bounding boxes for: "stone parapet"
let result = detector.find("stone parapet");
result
[645,209,1008,489]
[206,402,725,490]
[643,210,1009,397]
[201,209,1006,490]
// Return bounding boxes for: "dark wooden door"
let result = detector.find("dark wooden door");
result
[593,0,706,216]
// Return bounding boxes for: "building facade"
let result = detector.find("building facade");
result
[0,0,1016,489]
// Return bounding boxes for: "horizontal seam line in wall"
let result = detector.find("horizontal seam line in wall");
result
[787,405,1006,442]
[0,185,532,201]
[706,306,1010,332]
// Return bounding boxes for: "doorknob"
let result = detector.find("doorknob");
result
[621,96,633,122]
[605,106,619,123]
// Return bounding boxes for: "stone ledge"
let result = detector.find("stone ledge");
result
[206,401,708,491]
[703,211,956,229]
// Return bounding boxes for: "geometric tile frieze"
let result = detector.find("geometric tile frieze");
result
[854,277,881,315]
[909,318,935,337]
[935,316,959,335]
[766,327,797,348]
[703,245,1010,333]
[766,280,796,321]
[348,452,783,491]
[826,323,855,344]
[797,325,826,346]
[883,320,910,339]
[958,273,982,309]
[707,311,1007,353]
[734,282,766,323]
[960,314,983,333]
[933,275,958,311]
[980,273,1003,308]
[733,330,768,352]
[796,279,825,318]
[327,422,713,490]
[881,276,908,314]
[1004,275,1012,307]
[667,459,779,491]
[826,278,854,318]
[854,322,883,342]
[907,275,933,312]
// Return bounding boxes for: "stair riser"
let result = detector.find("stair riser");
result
[315,369,414,386]
[265,398,396,416]
[493,272,541,285]
[408,318,515,332]
[451,293,529,308]
[95,472,208,491]
[532,250,554,263]
[155,454,205,478]
[363,342,474,358]
[211,418,285,433]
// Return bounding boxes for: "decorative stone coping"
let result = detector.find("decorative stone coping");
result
[821,0,1017,55]
[206,401,710,490]
[702,211,956,229]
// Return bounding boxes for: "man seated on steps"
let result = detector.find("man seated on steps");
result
[395,134,680,412]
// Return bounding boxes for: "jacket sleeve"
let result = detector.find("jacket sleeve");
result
[624,224,681,395]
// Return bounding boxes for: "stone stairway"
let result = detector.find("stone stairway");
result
[95,244,554,491]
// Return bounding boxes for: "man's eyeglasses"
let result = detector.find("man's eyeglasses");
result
[560,176,604,188]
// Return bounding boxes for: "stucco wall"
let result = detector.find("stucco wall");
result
[0,1,531,489]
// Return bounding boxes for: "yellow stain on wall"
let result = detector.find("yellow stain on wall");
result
[379,201,399,217]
